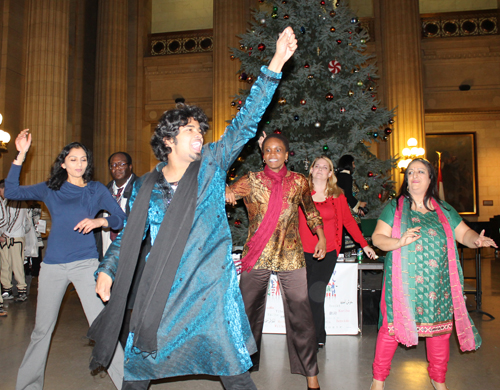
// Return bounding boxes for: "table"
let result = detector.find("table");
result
[458,246,495,319]
[355,257,384,334]
[261,258,385,335]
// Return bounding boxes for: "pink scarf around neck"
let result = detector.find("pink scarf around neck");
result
[240,165,288,273]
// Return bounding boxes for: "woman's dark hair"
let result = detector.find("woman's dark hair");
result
[151,103,209,162]
[262,133,290,152]
[47,142,93,190]
[397,158,444,211]
[337,154,355,173]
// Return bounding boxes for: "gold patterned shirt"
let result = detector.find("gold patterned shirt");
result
[231,170,323,272]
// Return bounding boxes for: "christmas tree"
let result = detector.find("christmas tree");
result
[226,0,396,247]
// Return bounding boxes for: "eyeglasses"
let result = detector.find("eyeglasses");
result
[109,162,129,169]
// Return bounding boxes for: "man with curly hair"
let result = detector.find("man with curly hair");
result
[88,28,298,389]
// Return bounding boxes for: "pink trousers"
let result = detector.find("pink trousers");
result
[372,286,451,383]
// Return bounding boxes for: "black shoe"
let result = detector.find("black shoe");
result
[16,288,28,302]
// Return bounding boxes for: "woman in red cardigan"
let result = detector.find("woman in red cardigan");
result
[298,155,376,349]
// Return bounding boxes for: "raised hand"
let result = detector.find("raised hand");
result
[268,27,298,73]
[474,229,498,248]
[13,129,32,165]
[258,131,267,151]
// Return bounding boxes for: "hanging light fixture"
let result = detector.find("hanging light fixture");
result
[397,138,425,173]
[0,113,11,151]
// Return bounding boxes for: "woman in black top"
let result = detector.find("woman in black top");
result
[336,155,367,254]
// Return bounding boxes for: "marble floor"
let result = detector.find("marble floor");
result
[1,248,499,390]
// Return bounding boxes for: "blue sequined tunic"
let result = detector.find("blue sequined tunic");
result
[97,66,281,380]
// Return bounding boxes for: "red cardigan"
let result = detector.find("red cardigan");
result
[298,193,368,254]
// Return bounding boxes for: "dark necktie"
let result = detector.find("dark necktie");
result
[110,187,124,241]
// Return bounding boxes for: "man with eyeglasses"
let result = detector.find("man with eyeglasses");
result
[95,152,138,348]
[95,152,136,259]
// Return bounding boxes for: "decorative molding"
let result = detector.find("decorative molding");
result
[423,51,500,61]
[145,67,213,77]
[149,29,213,56]
[425,110,500,122]
[421,9,498,39]
[146,10,499,58]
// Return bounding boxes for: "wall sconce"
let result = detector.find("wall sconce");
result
[0,113,11,152]
[397,137,425,173]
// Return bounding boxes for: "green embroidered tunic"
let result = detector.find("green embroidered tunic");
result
[379,200,463,337]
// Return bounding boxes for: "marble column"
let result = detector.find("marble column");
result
[23,0,70,184]
[377,0,425,189]
[212,0,250,141]
[94,0,128,182]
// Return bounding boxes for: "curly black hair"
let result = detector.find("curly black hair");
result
[151,103,209,162]
[47,142,93,190]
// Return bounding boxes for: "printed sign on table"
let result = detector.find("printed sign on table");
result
[262,263,358,335]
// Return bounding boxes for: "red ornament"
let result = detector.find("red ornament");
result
[304,63,310,68]
[328,60,341,74]
[378,193,382,199]
[325,92,334,101]
[300,99,306,105]
[368,172,374,177]
[336,39,342,44]
[258,43,266,51]
[284,14,289,19]
[234,219,242,226]
[330,27,336,32]
[274,129,282,134]
[371,105,377,111]
[320,1,326,5]
[384,128,392,135]
[340,107,346,113]
[238,100,242,105]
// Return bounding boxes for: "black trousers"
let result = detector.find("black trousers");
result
[122,371,257,390]
[304,250,338,345]
[240,267,318,376]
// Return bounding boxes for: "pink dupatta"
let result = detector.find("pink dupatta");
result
[391,197,480,351]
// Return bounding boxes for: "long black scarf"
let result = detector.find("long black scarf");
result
[88,161,200,370]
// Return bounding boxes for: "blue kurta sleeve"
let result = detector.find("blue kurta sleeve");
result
[5,163,49,201]
[95,183,127,230]
[209,65,282,171]
[97,178,148,280]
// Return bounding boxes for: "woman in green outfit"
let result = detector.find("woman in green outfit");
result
[370,158,496,390]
